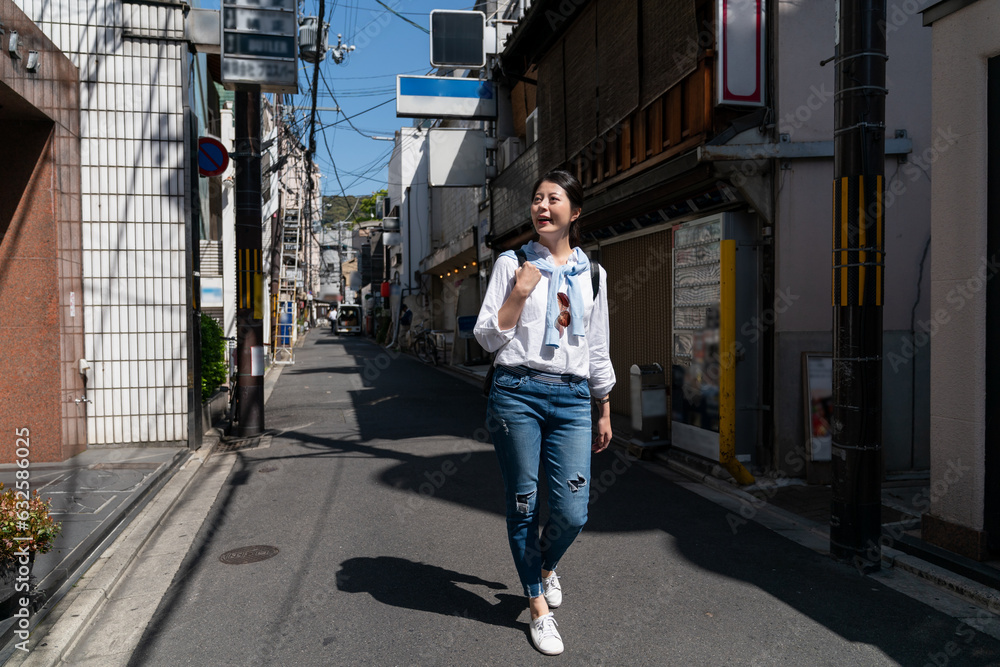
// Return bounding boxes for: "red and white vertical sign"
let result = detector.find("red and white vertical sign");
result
[717,0,766,106]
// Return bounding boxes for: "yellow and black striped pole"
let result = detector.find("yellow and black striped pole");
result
[234,90,265,437]
[830,0,887,571]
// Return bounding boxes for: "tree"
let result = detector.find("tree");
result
[358,189,388,220]
[322,195,362,227]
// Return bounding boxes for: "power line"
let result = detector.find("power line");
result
[373,0,428,33]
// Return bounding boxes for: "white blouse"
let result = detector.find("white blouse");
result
[474,242,616,399]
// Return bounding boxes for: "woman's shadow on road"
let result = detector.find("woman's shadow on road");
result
[336,556,526,630]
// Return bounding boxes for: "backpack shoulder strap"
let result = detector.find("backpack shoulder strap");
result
[514,248,528,266]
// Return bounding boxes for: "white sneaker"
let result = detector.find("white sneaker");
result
[530,613,564,655]
[542,573,562,608]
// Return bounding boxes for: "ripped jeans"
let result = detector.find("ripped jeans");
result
[487,366,592,598]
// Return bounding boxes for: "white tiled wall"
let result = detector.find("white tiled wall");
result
[17,0,189,444]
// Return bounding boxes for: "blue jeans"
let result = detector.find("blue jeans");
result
[487,366,592,598]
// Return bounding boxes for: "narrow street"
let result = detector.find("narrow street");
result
[98,330,1000,666]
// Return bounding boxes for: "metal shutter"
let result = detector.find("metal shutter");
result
[601,228,673,419]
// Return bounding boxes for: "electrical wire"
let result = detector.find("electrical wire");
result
[373,0,428,33]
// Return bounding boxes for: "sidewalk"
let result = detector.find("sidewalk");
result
[0,360,286,660]
[440,357,1000,617]
[0,446,189,649]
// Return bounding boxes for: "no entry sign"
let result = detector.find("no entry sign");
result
[198,136,230,177]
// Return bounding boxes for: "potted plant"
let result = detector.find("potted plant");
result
[0,485,61,613]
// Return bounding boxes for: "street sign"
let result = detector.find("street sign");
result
[221,0,298,94]
[224,32,295,58]
[427,129,486,187]
[222,58,298,88]
[430,10,486,68]
[396,75,496,119]
[223,7,297,34]
[229,0,295,9]
[717,0,766,106]
[198,136,229,177]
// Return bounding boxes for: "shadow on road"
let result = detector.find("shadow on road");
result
[335,556,524,630]
[131,334,1000,666]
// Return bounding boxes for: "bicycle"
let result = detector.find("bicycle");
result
[410,320,438,366]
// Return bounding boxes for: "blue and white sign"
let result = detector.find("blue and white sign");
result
[396,75,496,120]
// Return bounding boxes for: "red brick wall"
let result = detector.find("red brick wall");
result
[0,0,82,462]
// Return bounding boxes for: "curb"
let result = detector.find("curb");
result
[658,446,1000,617]
[6,360,285,665]
[0,447,190,660]
[3,432,220,665]
[883,547,1000,614]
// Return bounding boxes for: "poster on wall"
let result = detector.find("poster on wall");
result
[803,353,833,461]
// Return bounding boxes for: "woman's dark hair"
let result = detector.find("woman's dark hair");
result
[531,169,584,246]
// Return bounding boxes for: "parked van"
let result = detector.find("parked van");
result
[334,305,362,335]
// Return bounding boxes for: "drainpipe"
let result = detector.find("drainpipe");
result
[719,240,754,485]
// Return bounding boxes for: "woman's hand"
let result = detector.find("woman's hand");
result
[592,415,612,452]
[513,262,542,297]
[497,262,541,330]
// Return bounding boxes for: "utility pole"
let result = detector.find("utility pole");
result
[830,0,887,571]
[234,89,265,436]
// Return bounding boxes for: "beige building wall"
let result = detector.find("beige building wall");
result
[924,0,999,559]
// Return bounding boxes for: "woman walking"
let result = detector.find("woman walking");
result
[474,170,615,655]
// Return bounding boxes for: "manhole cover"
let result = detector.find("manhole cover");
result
[258,466,278,473]
[219,545,279,565]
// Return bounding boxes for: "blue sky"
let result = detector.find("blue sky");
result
[293,0,476,198]
[203,0,478,196]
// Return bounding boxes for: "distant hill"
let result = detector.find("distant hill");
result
[322,195,362,226]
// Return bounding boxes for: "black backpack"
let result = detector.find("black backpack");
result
[482,249,601,396]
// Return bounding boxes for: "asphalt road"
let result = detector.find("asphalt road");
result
[124,331,1000,666]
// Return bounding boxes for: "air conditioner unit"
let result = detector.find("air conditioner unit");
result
[498,137,522,172]
[525,109,539,147]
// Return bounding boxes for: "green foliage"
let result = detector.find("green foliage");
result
[322,195,363,227]
[200,314,227,401]
[358,189,388,220]
[0,485,62,562]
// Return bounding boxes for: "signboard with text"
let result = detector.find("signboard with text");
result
[396,75,496,119]
[716,0,765,106]
[221,0,298,93]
